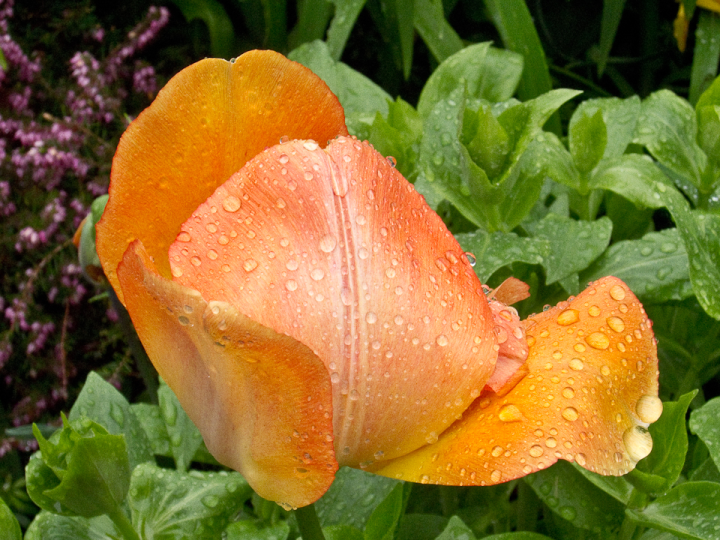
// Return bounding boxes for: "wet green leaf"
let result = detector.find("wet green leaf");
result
[571,96,641,160]
[434,515,476,540]
[571,464,634,505]
[24,512,120,540]
[689,397,720,470]
[128,463,251,539]
[524,461,625,534]
[455,229,550,282]
[326,0,367,60]
[626,482,720,540]
[589,154,674,209]
[569,109,607,174]
[633,391,697,495]
[69,372,153,470]
[316,467,401,531]
[158,380,203,473]
[224,520,290,540]
[364,482,411,540]
[169,0,234,59]
[413,0,463,64]
[0,497,21,540]
[525,214,612,285]
[581,229,692,304]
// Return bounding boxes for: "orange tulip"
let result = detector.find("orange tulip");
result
[96,50,661,509]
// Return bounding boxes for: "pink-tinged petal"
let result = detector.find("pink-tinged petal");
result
[117,240,337,507]
[367,277,660,485]
[168,137,498,467]
[97,50,348,302]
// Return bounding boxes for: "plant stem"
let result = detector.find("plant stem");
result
[107,507,141,540]
[295,503,325,540]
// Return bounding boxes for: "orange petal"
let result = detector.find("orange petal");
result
[491,277,530,305]
[168,137,498,467]
[97,50,348,302]
[368,277,660,485]
[117,240,337,507]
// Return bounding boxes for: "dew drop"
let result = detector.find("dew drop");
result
[529,445,544,458]
[586,332,610,350]
[285,280,298,291]
[588,305,601,317]
[365,312,378,324]
[498,404,522,422]
[311,268,325,281]
[303,141,319,151]
[562,407,579,422]
[386,156,397,167]
[278,154,289,164]
[623,425,653,462]
[562,387,575,399]
[636,395,663,423]
[610,284,626,301]
[190,256,202,267]
[243,259,258,272]
[557,309,579,326]
[286,259,299,271]
[207,249,218,260]
[569,358,584,371]
[436,334,449,347]
[222,195,241,213]
[545,437,557,448]
[491,446,503,457]
[606,316,625,333]
[464,252,476,266]
[177,231,191,242]
[358,247,369,260]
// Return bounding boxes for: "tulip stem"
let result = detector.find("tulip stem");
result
[295,503,325,540]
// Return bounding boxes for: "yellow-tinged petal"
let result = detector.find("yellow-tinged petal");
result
[368,277,660,485]
[97,50,348,302]
[168,137,498,468]
[117,240,337,508]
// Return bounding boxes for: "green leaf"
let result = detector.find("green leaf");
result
[69,372,153,470]
[158,380,203,473]
[626,482,720,540]
[24,511,121,540]
[128,463,251,539]
[168,0,235,59]
[483,534,556,540]
[77,195,108,282]
[368,98,422,180]
[571,463,634,505]
[434,515,476,540]
[27,417,130,518]
[417,42,523,118]
[689,397,720,470]
[690,457,720,483]
[689,12,720,106]
[316,467,401,531]
[288,40,391,137]
[483,0,558,133]
[596,0,627,75]
[581,229,692,304]
[260,0,287,50]
[569,109,607,174]
[465,105,511,178]
[0,497,21,540]
[589,154,674,209]
[633,391,697,495]
[633,90,707,193]
[324,525,365,540]
[520,133,580,191]
[131,403,171,457]
[397,514,449,540]
[524,214,612,284]
[524,461,625,534]
[364,483,411,540]
[384,0,415,80]
[455,229,550,282]
[224,520,291,540]
[326,0,367,60]
[288,0,333,50]
[413,0,463,64]
[660,186,720,320]
[571,96,641,160]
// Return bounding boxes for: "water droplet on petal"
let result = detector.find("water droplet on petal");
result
[191,256,202,267]
[636,395,663,423]
[285,280,298,291]
[386,156,397,167]
[243,259,258,272]
[586,332,610,350]
[588,305,601,317]
[562,387,575,399]
[177,231,191,242]
[365,312,378,324]
[610,284,626,301]
[557,309,579,325]
[569,358,584,371]
[498,404,522,422]
[463,252,476,266]
[490,470,502,482]
[303,141,319,151]
[606,316,625,332]
[436,334,449,347]
[222,195,241,213]
[311,268,325,281]
[623,425,653,462]
[529,445,544,458]
[562,407,579,422]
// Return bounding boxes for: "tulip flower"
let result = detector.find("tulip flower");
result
[96,50,661,509]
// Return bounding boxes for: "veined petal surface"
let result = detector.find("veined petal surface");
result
[98,50,348,301]
[169,137,498,467]
[117,240,337,508]
[369,277,660,485]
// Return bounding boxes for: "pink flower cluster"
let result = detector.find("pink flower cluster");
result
[0,0,169,429]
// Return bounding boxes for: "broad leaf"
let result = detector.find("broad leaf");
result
[689,397,720,470]
[158,380,203,473]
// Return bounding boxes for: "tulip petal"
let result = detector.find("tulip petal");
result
[169,137,498,467]
[117,240,337,507]
[368,277,660,485]
[97,50,348,302]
